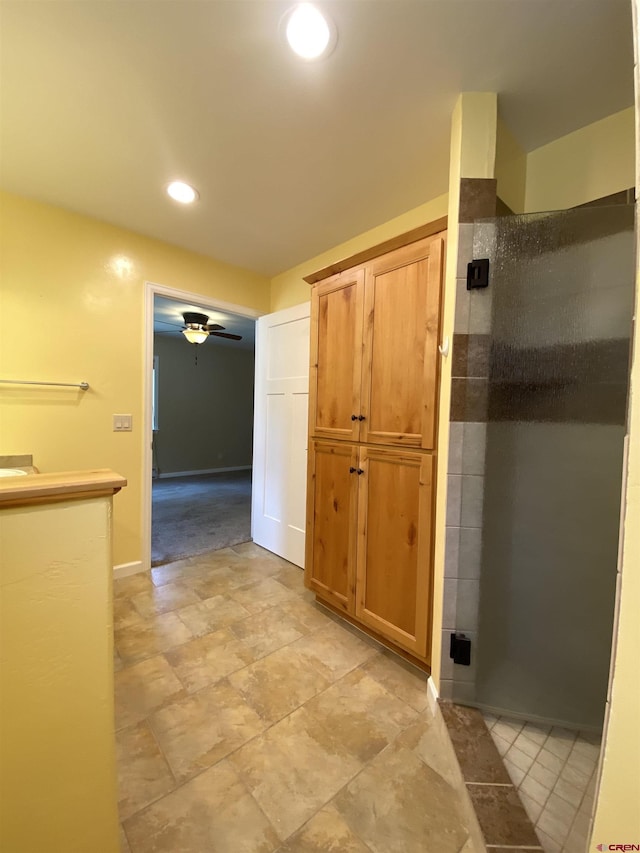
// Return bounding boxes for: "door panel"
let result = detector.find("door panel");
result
[356,447,433,657]
[305,441,358,613]
[309,271,365,442]
[361,237,443,449]
[252,303,310,567]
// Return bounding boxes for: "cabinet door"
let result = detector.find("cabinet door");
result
[309,270,365,442]
[360,236,443,449]
[355,447,434,658]
[305,441,359,613]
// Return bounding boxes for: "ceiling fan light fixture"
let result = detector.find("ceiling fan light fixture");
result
[182,327,209,345]
[285,4,335,60]
[166,181,199,204]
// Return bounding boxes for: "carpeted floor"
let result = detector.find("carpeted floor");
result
[151,470,252,566]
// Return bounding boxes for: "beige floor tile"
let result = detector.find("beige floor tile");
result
[115,612,194,664]
[278,804,372,853]
[228,643,331,724]
[230,706,363,841]
[457,836,480,853]
[519,789,544,824]
[229,577,297,614]
[520,771,553,807]
[151,558,211,587]
[504,758,527,787]
[185,566,248,599]
[334,742,469,853]
[291,620,380,682]
[150,679,266,782]
[114,597,145,631]
[559,761,590,792]
[278,596,334,633]
[115,655,187,729]
[165,627,255,692]
[304,668,418,762]
[230,605,307,658]
[272,564,306,591]
[396,712,463,789]
[528,757,559,791]
[189,546,246,568]
[231,560,286,586]
[360,650,430,712]
[114,572,154,599]
[124,759,279,853]
[116,721,175,821]
[553,775,584,808]
[176,594,250,637]
[232,541,286,563]
[130,581,201,619]
[536,828,562,852]
[120,824,131,853]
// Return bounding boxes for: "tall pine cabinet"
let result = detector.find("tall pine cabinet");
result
[304,231,445,667]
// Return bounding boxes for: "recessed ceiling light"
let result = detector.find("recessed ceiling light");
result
[166,181,199,204]
[285,4,336,60]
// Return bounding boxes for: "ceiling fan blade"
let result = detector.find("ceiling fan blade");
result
[155,319,184,328]
[209,331,242,341]
[204,323,225,331]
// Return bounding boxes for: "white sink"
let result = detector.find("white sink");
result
[0,468,29,478]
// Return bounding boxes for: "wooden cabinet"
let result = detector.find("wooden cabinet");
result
[355,447,433,657]
[305,232,445,666]
[309,237,443,450]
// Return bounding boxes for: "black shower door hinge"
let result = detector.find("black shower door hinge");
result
[450,632,472,666]
[467,258,489,290]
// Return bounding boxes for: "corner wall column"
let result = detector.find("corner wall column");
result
[432,92,498,697]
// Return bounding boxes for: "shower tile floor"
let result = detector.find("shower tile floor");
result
[114,542,482,852]
[483,713,600,853]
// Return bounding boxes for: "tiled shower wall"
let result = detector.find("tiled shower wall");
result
[440,177,497,700]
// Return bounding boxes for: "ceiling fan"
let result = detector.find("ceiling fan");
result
[179,312,242,345]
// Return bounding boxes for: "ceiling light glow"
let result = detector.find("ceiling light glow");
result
[286,4,333,59]
[166,181,199,204]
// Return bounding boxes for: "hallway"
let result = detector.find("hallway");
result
[114,543,479,852]
[151,470,251,565]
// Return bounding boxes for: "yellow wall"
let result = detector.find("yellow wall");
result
[0,191,270,567]
[269,194,449,312]
[495,117,527,213]
[591,18,640,841]
[525,107,635,212]
[0,495,120,852]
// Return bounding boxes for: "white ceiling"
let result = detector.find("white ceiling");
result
[0,1,633,276]
[154,295,256,350]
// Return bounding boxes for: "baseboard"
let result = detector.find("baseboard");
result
[427,675,439,714]
[113,560,145,579]
[157,465,252,479]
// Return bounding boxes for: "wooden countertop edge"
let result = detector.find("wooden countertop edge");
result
[0,469,127,506]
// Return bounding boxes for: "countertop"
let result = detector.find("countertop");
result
[0,468,127,508]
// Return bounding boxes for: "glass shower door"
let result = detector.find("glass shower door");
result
[453,204,635,731]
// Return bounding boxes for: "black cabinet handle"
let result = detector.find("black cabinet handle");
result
[358,415,366,421]
[351,414,358,421]
[357,468,364,475]
[349,466,357,473]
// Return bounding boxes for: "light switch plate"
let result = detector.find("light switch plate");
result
[113,414,133,431]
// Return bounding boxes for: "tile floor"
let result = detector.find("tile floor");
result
[484,713,600,853]
[114,542,480,853]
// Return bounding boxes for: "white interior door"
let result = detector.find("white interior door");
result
[251,302,310,567]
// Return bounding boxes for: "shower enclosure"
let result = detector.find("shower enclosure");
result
[450,203,635,730]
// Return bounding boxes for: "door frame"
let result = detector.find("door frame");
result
[142,280,261,573]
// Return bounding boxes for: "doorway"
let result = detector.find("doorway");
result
[143,283,260,569]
